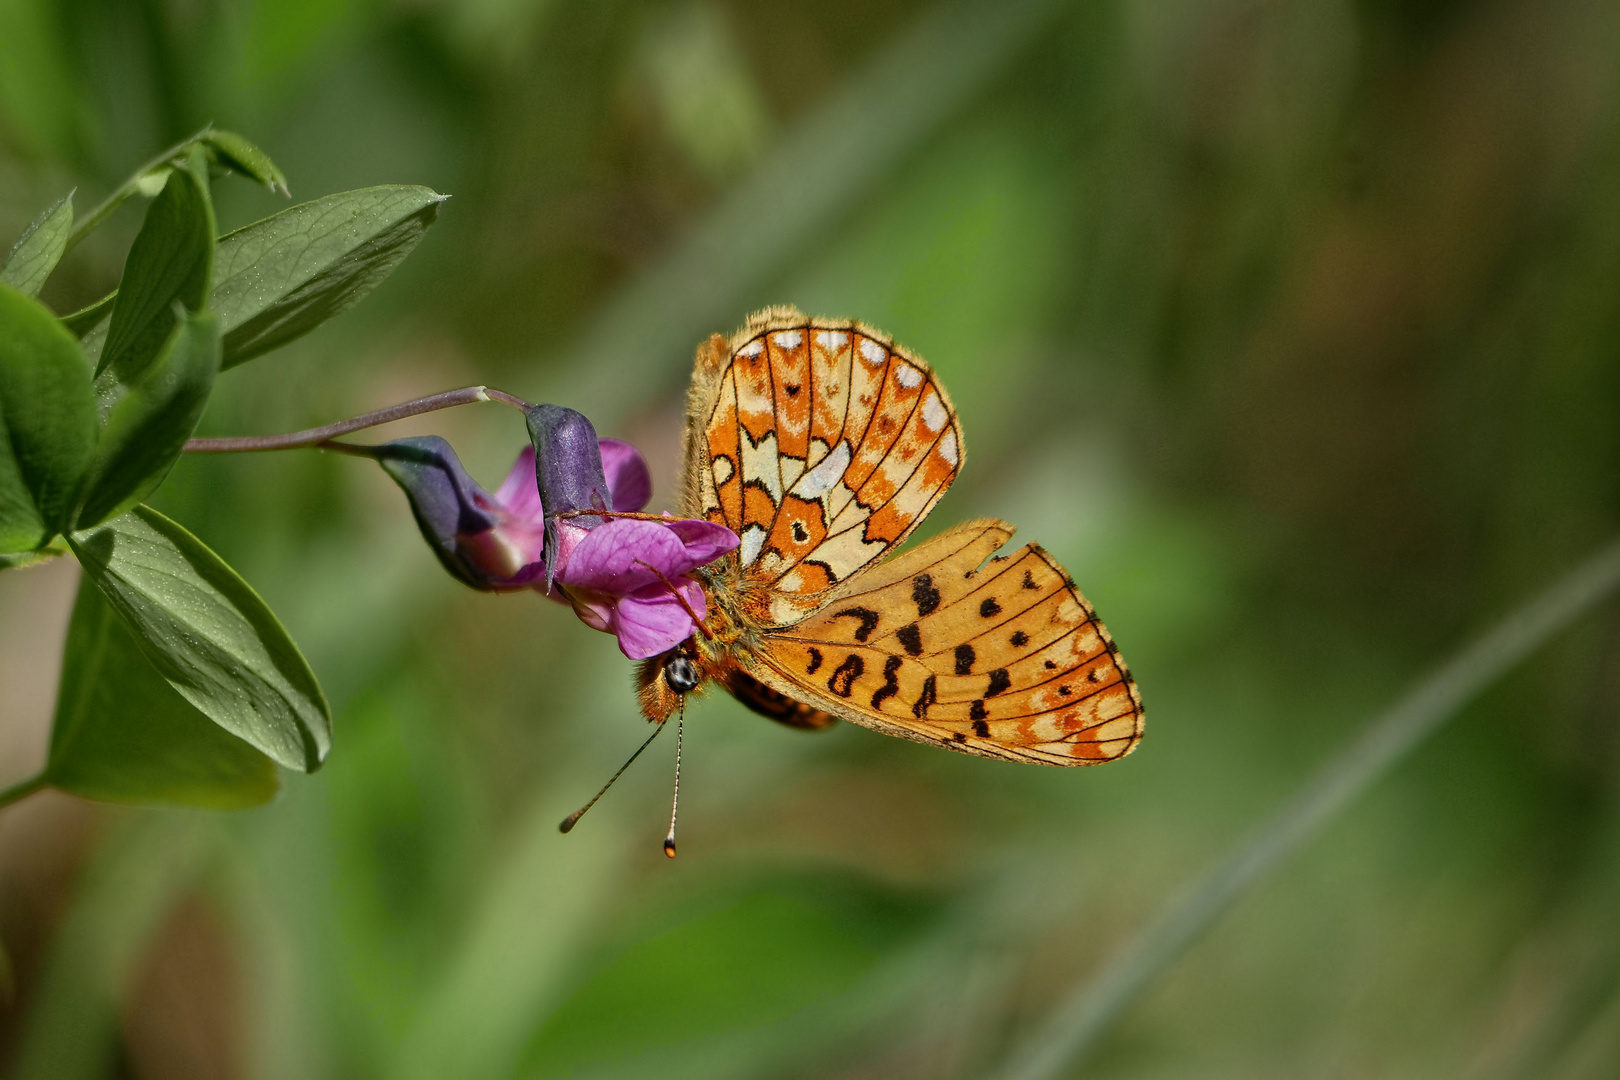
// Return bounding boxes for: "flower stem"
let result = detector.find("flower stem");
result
[183,386,535,454]
[0,774,46,811]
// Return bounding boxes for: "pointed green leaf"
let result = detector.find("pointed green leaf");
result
[97,147,215,381]
[212,185,447,368]
[47,577,278,808]
[202,130,289,196]
[69,505,332,771]
[0,283,96,552]
[74,311,220,529]
[0,191,74,298]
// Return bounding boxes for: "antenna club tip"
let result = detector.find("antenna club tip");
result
[663,839,677,858]
[559,816,579,834]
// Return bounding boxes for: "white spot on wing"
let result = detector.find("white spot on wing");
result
[739,525,767,566]
[815,330,848,351]
[711,455,734,484]
[921,391,947,432]
[780,456,805,491]
[938,430,958,466]
[858,339,886,366]
[741,430,783,503]
[738,338,764,358]
[896,363,922,389]
[773,330,802,349]
[792,441,852,499]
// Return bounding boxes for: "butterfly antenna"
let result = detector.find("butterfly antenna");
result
[663,699,685,858]
[558,720,667,834]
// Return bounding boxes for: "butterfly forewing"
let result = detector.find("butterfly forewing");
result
[748,519,1144,765]
[689,309,965,627]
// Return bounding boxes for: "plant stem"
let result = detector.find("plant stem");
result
[984,534,1620,1080]
[183,386,535,454]
[0,774,46,811]
[64,126,212,255]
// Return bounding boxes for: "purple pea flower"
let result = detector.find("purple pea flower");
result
[525,405,737,660]
[377,406,737,660]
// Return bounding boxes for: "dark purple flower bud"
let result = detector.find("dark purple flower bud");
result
[375,436,545,591]
[526,404,614,591]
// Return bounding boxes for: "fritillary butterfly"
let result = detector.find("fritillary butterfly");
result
[636,306,1144,767]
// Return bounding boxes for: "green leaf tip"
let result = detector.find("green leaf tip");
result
[0,191,75,299]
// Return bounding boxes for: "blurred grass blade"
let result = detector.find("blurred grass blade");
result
[0,282,97,551]
[394,794,627,1080]
[69,505,333,772]
[0,190,73,297]
[47,576,279,807]
[75,311,220,528]
[551,0,1066,423]
[212,185,448,368]
[983,535,1620,1080]
[10,812,214,1080]
[98,147,215,381]
[201,129,290,195]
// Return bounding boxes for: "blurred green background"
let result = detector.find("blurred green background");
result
[3,0,1620,1076]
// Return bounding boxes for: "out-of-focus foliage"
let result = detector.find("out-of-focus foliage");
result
[2,0,1620,1078]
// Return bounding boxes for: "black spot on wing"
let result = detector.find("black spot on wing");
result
[971,719,990,738]
[979,597,1001,618]
[896,623,923,656]
[912,574,941,616]
[970,700,987,720]
[870,656,901,709]
[828,654,863,697]
[1021,569,1039,590]
[985,669,1011,697]
[912,675,936,719]
[1010,630,1029,647]
[805,647,822,674]
[954,643,975,675]
[832,607,880,642]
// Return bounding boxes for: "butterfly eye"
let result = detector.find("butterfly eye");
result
[665,656,701,693]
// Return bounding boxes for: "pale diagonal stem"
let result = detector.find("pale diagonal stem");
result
[547,0,1068,427]
[181,386,533,453]
[985,535,1620,1080]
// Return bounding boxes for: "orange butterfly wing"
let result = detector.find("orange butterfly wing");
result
[736,519,1143,765]
[682,307,964,627]
[680,309,1143,765]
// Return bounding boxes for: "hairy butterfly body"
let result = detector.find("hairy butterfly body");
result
[638,307,1143,766]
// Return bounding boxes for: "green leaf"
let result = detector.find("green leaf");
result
[74,311,220,529]
[97,146,216,381]
[0,283,97,552]
[0,191,74,298]
[68,505,332,771]
[201,130,289,196]
[46,576,278,808]
[212,185,447,368]
[61,291,114,338]
[0,538,68,571]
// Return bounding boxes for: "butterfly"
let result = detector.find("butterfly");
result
[636,306,1144,767]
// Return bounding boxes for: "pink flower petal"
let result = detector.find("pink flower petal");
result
[556,519,689,594]
[607,580,708,659]
[493,446,543,522]
[663,519,740,568]
[599,438,652,513]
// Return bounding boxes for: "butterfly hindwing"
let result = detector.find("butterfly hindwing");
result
[682,307,964,627]
[744,519,1144,765]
